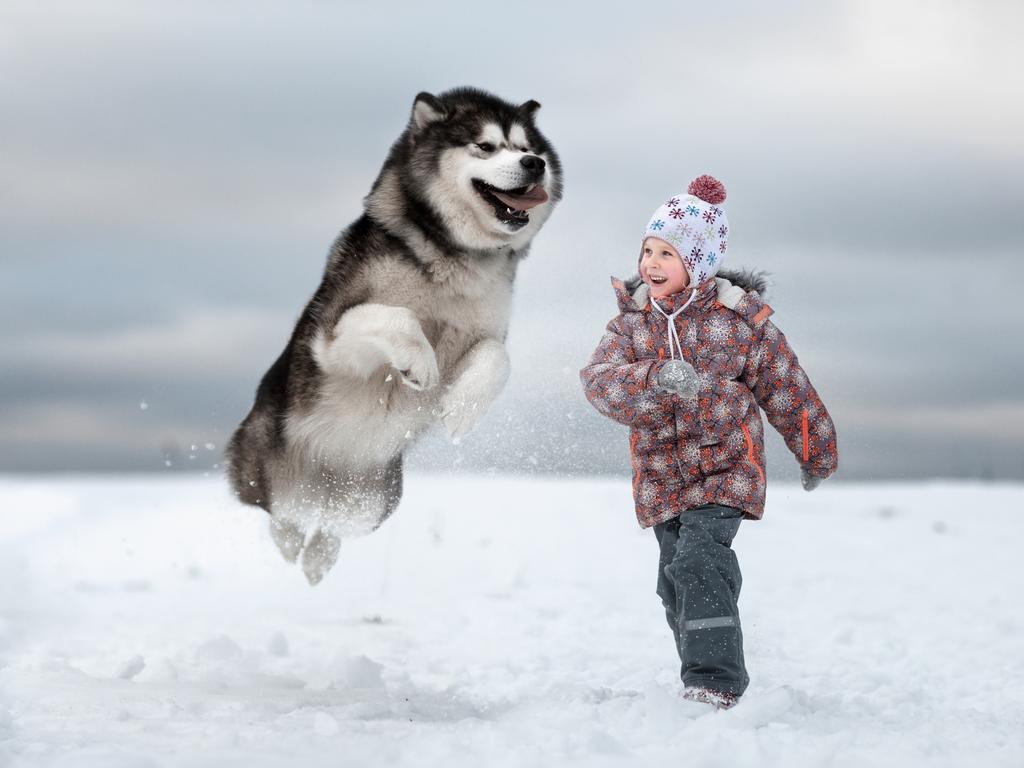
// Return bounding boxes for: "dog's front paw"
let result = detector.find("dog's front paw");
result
[440,393,483,443]
[439,377,495,442]
[437,339,509,441]
[392,341,440,391]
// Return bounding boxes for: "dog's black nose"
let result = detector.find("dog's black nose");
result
[520,155,545,175]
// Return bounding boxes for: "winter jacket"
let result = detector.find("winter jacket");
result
[580,272,838,527]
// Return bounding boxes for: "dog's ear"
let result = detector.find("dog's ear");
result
[411,92,448,132]
[518,99,541,120]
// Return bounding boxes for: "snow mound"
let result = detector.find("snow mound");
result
[1,475,1022,767]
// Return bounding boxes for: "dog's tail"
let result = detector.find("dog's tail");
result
[226,347,293,510]
[226,412,273,510]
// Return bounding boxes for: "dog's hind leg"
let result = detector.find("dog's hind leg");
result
[373,453,404,530]
[299,458,404,585]
[266,475,319,566]
[301,528,341,586]
[269,516,306,563]
[298,467,349,586]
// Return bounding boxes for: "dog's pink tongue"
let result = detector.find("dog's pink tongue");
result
[491,186,549,211]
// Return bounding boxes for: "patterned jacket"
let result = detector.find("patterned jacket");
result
[580,273,838,527]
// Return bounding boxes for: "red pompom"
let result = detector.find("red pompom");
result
[687,175,727,205]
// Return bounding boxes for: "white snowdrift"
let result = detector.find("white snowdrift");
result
[1,475,1022,767]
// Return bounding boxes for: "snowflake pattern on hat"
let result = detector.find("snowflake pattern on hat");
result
[641,176,730,286]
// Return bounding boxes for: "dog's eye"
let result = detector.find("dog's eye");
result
[475,142,495,153]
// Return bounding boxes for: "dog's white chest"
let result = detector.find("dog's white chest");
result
[290,259,515,469]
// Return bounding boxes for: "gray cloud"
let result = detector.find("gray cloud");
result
[2,307,292,379]
[2,0,1022,478]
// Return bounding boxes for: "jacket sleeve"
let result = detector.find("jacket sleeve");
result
[580,316,669,428]
[748,319,839,479]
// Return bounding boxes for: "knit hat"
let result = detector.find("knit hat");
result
[640,175,729,286]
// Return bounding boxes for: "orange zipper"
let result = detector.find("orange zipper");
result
[741,423,765,484]
[801,408,810,462]
[629,432,640,495]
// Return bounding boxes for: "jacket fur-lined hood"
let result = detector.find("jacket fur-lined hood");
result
[613,267,770,314]
[621,267,769,298]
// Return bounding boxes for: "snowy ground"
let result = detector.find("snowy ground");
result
[1,474,1022,768]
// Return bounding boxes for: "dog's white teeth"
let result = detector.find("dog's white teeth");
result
[507,207,515,214]
[525,184,535,193]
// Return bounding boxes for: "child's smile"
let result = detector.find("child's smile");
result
[640,237,690,299]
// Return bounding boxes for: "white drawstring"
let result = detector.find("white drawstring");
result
[650,289,697,361]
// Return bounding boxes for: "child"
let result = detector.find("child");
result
[580,175,838,709]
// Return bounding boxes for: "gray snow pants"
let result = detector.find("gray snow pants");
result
[653,503,749,697]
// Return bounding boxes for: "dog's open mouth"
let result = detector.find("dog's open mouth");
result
[472,179,549,228]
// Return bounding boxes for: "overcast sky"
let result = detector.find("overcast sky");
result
[2,0,1023,479]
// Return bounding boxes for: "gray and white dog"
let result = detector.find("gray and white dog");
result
[227,87,562,585]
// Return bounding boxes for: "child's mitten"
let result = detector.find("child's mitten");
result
[801,468,823,491]
[656,360,699,398]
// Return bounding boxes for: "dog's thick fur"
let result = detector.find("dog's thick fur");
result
[227,88,562,584]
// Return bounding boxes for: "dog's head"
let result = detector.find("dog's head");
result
[369,87,563,253]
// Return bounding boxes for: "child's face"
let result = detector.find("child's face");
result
[640,237,690,298]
